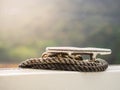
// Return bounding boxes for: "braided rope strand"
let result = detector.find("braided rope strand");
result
[19,52,108,72]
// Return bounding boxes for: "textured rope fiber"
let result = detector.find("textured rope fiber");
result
[19,52,108,72]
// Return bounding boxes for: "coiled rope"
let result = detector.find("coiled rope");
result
[19,52,108,72]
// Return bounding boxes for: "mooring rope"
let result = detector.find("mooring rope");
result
[19,52,108,72]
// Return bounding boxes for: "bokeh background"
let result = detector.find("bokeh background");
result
[0,0,120,66]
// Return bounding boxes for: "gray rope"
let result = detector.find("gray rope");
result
[19,52,108,72]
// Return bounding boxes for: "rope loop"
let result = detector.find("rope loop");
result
[19,52,108,72]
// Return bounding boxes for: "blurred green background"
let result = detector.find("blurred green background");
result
[0,0,120,64]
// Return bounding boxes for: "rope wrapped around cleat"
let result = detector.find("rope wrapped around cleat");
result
[19,52,108,72]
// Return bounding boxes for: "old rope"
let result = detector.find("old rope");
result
[19,52,108,72]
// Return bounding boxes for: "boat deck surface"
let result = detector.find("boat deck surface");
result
[0,65,120,90]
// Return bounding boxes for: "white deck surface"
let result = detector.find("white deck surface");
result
[0,65,120,90]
